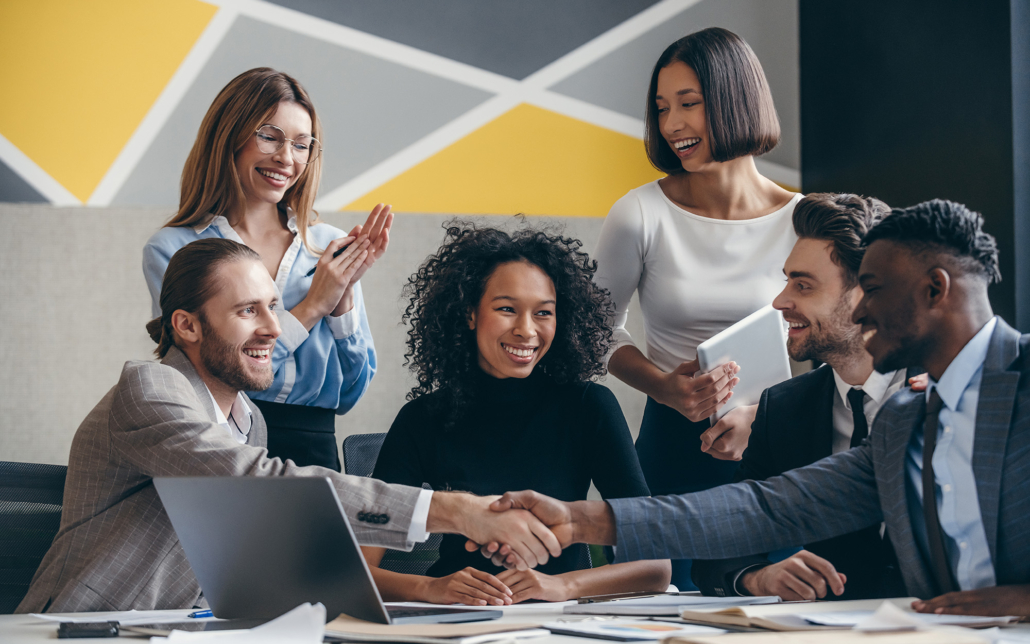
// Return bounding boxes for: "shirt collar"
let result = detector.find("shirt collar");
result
[193,210,298,236]
[927,317,997,411]
[202,384,253,439]
[832,367,901,410]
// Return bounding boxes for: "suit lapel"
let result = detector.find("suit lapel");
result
[161,347,218,423]
[971,318,1021,563]
[878,387,935,595]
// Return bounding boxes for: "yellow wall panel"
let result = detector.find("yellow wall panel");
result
[345,104,665,217]
[0,0,217,202]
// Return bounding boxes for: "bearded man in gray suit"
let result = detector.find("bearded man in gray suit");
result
[19,238,560,614]
[474,199,1030,617]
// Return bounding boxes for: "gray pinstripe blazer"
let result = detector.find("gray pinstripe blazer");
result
[17,348,423,613]
[610,317,1030,599]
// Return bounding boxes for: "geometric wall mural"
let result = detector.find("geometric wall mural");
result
[0,0,800,215]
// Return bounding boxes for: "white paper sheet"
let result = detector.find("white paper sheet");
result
[544,619,725,640]
[149,603,324,643]
[797,602,1018,629]
[30,609,196,626]
[565,593,780,616]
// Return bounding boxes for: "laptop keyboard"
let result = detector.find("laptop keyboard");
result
[386,607,470,618]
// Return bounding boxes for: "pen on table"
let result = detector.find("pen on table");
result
[189,609,214,618]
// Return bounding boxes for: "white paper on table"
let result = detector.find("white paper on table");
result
[149,603,325,643]
[543,619,725,641]
[565,594,780,616]
[977,627,1030,643]
[797,602,1018,629]
[30,609,195,626]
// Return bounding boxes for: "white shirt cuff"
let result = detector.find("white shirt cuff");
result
[325,307,361,340]
[275,308,309,352]
[406,489,433,545]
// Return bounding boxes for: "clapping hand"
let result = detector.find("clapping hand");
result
[329,203,393,316]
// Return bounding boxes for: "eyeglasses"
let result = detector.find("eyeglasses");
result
[253,124,321,164]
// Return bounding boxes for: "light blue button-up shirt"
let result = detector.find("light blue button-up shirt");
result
[142,215,376,414]
[905,317,997,590]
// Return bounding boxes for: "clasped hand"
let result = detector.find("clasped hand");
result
[463,491,578,570]
[659,359,740,422]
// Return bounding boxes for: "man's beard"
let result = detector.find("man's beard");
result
[199,318,273,392]
[787,293,864,364]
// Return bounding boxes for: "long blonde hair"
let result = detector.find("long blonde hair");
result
[168,67,324,254]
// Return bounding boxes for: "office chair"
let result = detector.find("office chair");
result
[0,461,67,614]
[342,433,442,576]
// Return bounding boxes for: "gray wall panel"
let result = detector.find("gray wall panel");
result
[0,206,647,465]
[0,159,47,203]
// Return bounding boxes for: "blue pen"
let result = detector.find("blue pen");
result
[189,609,214,619]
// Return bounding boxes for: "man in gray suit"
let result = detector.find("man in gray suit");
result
[19,238,559,613]
[476,200,1030,616]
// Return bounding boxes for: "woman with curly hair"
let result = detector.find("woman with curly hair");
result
[361,223,670,605]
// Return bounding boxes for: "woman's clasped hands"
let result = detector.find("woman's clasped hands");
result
[292,203,393,329]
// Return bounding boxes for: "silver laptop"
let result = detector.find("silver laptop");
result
[696,304,793,421]
[154,476,501,624]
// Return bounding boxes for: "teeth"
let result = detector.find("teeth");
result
[788,321,807,328]
[258,169,288,181]
[674,138,701,150]
[504,345,535,358]
[863,329,877,342]
[243,348,271,358]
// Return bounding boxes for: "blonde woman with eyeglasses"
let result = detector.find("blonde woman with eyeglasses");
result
[143,67,391,471]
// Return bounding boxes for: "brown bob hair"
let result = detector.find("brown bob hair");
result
[792,193,890,288]
[645,28,780,174]
[166,68,324,254]
[146,238,261,358]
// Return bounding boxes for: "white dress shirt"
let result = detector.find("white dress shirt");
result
[831,368,907,454]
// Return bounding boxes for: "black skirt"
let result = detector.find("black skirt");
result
[250,400,340,472]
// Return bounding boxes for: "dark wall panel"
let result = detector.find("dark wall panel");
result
[800,0,1020,327]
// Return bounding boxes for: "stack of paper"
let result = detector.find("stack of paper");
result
[543,619,724,641]
[324,614,548,644]
[564,594,780,617]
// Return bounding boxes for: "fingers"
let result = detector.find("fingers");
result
[527,514,562,557]
[322,235,356,263]
[466,569,512,604]
[368,205,392,241]
[362,203,386,234]
[672,358,701,376]
[699,420,729,452]
[798,552,845,596]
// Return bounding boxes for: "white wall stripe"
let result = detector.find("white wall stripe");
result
[0,132,80,206]
[87,7,238,206]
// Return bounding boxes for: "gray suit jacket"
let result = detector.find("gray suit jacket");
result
[18,348,423,613]
[610,317,1030,599]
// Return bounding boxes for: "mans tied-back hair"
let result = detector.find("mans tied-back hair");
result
[146,239,261,358]
[645,27,780,173]
[863,199,1001,284]
[792,193,890,288]
[403,221,614,425]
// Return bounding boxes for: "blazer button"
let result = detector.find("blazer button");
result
[378,514,389,524]
[357,512,367,522]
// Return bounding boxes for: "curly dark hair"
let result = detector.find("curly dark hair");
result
[402,221,615,424]
[864,199,1001,284]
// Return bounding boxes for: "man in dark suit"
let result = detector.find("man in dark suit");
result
[477,199,1030,617]
[693,193,913,601]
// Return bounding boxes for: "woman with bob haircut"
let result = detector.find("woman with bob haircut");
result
[593,28,801,588]
[361,222,670,605]
[143,67,392,471]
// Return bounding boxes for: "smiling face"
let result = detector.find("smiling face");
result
[469,261,557,379]
[852,240,934,374]
[233,100,311,213]
[773,238,864,364]
[655,61,711,170]
[196,259,281,391]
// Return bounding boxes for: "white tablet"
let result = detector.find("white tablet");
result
[696,304,792,421]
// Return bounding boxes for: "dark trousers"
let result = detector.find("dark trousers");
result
[250,400,341,471]
[635,397,740,590]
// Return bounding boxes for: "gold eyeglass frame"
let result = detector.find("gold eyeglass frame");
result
[254,124,321,165]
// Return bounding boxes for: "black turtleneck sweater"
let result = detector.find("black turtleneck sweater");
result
[372,369,650,578]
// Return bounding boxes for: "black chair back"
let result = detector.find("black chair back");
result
[0,462,67,614]
[342,433,442,576]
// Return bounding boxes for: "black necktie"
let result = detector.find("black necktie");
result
[848,388,869,448]
[923,390,957,594]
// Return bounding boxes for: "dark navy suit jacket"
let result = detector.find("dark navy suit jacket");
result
[691,364,914,599]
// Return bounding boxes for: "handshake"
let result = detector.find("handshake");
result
[427,490,617,570]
